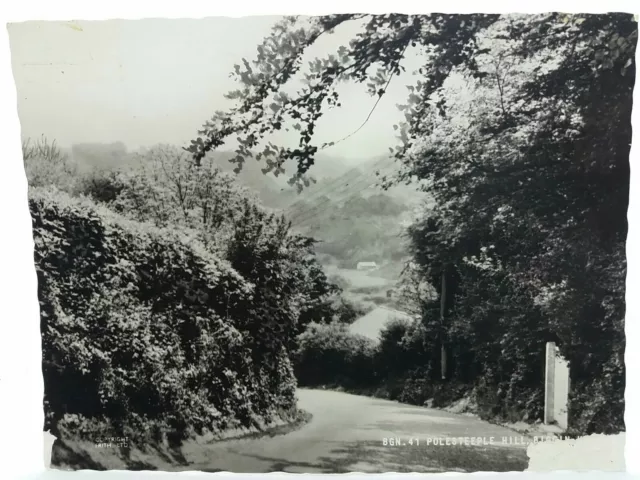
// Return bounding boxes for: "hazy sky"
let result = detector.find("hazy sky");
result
[8,16,424,160]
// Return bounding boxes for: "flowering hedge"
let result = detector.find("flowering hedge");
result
[30,187,298,445]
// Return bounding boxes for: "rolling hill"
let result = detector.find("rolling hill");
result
[60,142,429,285]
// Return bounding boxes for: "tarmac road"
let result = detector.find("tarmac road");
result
[183,388,530,473]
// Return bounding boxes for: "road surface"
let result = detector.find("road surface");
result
[180,389,529,473]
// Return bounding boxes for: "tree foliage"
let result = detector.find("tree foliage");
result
[112,144,250,253]
[27,135,349,451]
[192,13,636,434]
[113,144,344,340]
[400,13,635,434]
[31,187,297,446]
[186,14,499,189]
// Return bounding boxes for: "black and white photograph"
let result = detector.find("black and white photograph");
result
[5,10,637,473]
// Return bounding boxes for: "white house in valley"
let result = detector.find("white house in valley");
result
[356,261,379,271]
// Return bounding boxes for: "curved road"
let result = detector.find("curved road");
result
[181,389,530,473]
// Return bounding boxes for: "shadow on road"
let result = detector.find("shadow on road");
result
[221,440,528,473]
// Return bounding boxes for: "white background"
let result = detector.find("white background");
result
[1,1,638,479]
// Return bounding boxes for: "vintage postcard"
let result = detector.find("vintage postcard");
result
[6,10,635,473]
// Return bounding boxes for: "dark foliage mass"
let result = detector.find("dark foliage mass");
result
[294,322,378,389]
[294,320,474,412]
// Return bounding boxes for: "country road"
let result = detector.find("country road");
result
[178,389,530,473]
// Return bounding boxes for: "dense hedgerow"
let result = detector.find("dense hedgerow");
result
[31,187,298,445]
[293,322,377,389]
[293,319,435,404]
[293,315,541,420]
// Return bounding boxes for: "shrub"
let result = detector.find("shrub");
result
[398,378,432,405]
[375,318,430,379]
[294,322,377,388]
[23,136,81,194]
[76,168,126,203]
[31,187,298,445]
[111,145,337,350]
[293,317,437,400]
[333,297,367,324]
[327,274,351,291]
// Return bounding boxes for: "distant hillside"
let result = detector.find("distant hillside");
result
[280,157,427,207]
[65,143,427,210]
[204,152,405,210]
[208,152,432,278]
[284,187,420,277]
[204,151,288,208]
[63,143,428,277]
[68,142,134,172]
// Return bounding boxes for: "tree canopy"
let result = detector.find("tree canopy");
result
[188,13,637,434]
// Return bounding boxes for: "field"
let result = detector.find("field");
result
[324,265,395,290]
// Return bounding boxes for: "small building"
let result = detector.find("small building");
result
[356,261,379,271]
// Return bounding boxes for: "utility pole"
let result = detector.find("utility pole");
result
[440,269,447,380]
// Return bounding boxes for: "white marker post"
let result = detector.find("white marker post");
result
[544,342,555,425]
[544,341,570,430]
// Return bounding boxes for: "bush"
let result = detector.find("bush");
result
[327,274,351,291]
[23,137,81,194]
[328,297,366,325]
[76,167,126,203]
[31,187,298,445]
[294,322,377,389]
[375,318,430,378]
[398,378,432,405]
[293,317,437,399]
